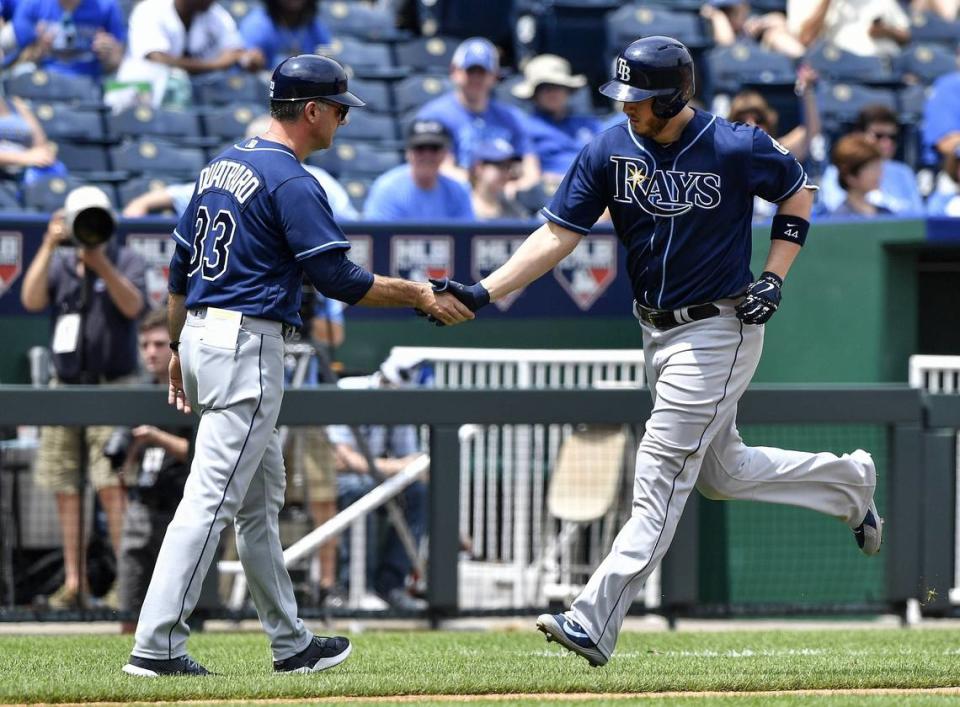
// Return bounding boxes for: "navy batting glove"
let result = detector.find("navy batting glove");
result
[429,277,490,312]
[736,271,783,325]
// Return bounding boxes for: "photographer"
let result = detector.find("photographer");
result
[20,185,146,610]
[116,309,190,632]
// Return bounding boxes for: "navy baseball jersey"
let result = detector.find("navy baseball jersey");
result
[543,108,808,310]
[171,137,352,327]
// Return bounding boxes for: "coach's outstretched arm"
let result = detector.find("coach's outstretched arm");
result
[736,184,815,325]
[482,221,583,302]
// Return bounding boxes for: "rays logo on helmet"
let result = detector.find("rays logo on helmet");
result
[610,155,721,217]
[346,235,373,271]
[0,232,22,298]
[616,57,631,83]
[554,235,618,311]
[390,235,453,283]
[471,235,526,311]
[126,234,176,309]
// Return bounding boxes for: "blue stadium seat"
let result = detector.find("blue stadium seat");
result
[338,111,400,142]
[54,142,110,173]
[347,78,394,113]
[307,141,403,178]
[706,41,796,95]
[110,140,206,178]
[107,106,202,142]
[224,0,261,24]
[645,0,705,11]
[193,72,269,106]
[320,1,400,41]
[909,10,960,46]
[896,44,958,86]
[393,75,452,114]
[817,83,897,131]
[117,176,181,210]
[200,104,262,140]
[321,36,394,77]
[394,36,458,74]
[805,43,896,85]
[32,103,105,142]
[0,180,23,211]
[340,175,373,213]
[606,6,708,56]
[6,70,99,104]
[22,176,84,212]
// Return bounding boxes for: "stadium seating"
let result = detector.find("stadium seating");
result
[346,77,394,113]
[224,0,260,24]
[341,176,373,213]
[117,176,182,210]
[321,36,395,77]
[817,82,898,132]
[193,72,269,106]
[106,106,203,142]
[200,104,262,141]
[6,71,99,104]
[393,75,452,114]
[394,36,459,74]
[110,140,207,179]
[54,142,111,174]
[606,5,709,54]
[706,41,796,96]
[320,1,401,41]
[338,111,401,142]
[805,44,897,85]
[22,175,86,212]
[896,43,959,86]
[31,103,105,142]
[909,10,960,46]
[0,181,23,211]
[307,141,403,178]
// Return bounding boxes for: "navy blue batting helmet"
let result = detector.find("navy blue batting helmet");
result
[599,36,694,119]
[270,54,366,107]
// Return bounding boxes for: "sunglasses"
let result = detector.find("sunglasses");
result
[869,130,898,140]
[411,143,445,152]
[319,100,349,123]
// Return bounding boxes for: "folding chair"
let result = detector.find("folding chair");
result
[532,425,629,603]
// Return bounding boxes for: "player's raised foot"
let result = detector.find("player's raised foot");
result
[274,635,352,674]
[854,497,883,555]
[536,612,607,667]
[122,654,210,677]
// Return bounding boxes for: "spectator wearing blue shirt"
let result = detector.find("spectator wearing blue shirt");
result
[416,36,540,197]
[829,133,893,218]
[510,54,601,184]
[923,70,960,167]
[364,119,474,221]
[239,0,331,70]
[819,105,923,215]
[12,0,124,77]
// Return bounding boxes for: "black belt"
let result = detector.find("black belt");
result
[189,307,296,339]
[634,302,721,330]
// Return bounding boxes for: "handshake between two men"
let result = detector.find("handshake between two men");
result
[417,277,491,326]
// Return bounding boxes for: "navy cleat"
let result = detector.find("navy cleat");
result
[122,654,210,677]
[274,635,352,674]
[854,498,883,555]
[536,612,607,667]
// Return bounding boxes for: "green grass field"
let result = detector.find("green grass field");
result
[2,628,960,706]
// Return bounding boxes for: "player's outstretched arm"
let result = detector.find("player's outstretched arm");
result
[480,221,582,303]
[358,274,475,326]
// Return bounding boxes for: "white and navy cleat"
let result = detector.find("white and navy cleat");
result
[122,654,210,677]
[273,635,352,674]
[854,497,883,555]
[536,612,607,667]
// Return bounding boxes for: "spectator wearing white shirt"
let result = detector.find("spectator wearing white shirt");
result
[120,0,263,76]
[788,0,910,57]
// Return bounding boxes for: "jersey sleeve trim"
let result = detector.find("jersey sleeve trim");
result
[172,228,191,248]
[295,240,352,261]
[541,207,590,236]
[770,171,807,204]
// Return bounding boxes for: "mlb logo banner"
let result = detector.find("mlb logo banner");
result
[471,235,526,311]
[126,234,176,310]
[390,235,453,283]
[0,232,23,299]
[347,235,373,272]
[554,235,618,311]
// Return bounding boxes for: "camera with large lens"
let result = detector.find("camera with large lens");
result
[103,426,133,471]
[64,185,116,248]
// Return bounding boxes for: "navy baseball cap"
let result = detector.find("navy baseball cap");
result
[452,37,499,72]
[407,119,451,148]
[472,137,517,164]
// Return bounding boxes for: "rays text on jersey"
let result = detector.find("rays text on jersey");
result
[197,159,262,205]
[610,155,721,217]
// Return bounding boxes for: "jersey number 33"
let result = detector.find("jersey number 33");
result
[188,206,237,281]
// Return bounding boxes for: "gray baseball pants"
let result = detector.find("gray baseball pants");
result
[569,302,876,659]
[132,311,312,661]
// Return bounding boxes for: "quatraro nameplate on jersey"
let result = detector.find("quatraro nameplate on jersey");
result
[201,308,242,349]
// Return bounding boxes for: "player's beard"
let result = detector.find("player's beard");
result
[634,115,670,140]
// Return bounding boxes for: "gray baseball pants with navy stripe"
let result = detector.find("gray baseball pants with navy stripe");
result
[569,302,876,660]
[132,312,312,661]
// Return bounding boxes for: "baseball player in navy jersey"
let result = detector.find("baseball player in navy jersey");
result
[122,55,473,678]
[432,36,882,667]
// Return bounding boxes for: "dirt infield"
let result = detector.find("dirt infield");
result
[38,687,960,706]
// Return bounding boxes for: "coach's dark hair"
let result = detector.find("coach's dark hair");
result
[270,99,312,122]
[139,308,168,334]
[855,104,898,132]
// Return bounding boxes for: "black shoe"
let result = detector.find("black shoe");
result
[274,635,352,674]
[122,654,210,677]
